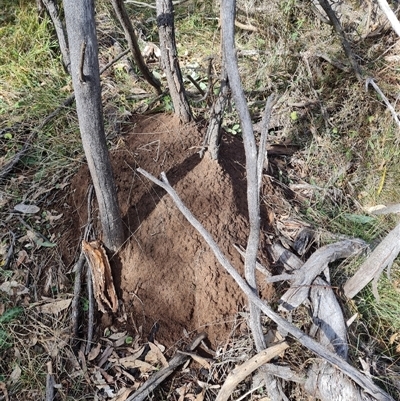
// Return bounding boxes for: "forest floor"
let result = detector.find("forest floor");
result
[1,0,400,400]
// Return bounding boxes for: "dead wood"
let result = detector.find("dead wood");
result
[310,276,348,359]
[45,361,55,401]
[215,341,289,401]
[137,168,394,401]
[42,0,70,73]
[125,333,207,401]
[278,239,366,312]
[316,0,363,81]
[365,78,400,132]
[156,0,192,122]
[344,221,400,300]
[111,0,162,94]
[376,0,400,37]
[221,0,266,353]
[268,242,304,271]
[202,69,229,160]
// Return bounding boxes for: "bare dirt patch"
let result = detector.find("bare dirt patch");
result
[60,113,276,347]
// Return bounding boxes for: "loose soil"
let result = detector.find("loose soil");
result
[61,113,278,347]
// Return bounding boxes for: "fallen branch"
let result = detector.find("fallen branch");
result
[215,341,289,401]
[126,333,207,401]
[344,221,400,299]
[137,168,394,401]
[376,0,400,37]
[278,239,366,311]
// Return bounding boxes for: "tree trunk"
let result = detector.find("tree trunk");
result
[111,0,162,94]
[156,0,192,123]
[63,0,124,252]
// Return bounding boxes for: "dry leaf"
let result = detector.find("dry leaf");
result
[88,343,102,361]
[118,357,156,373]
[38,298,72,314]
[113,387,133,401]
[145,342,168,368]
[184,352,211,370]
[82,240,118,313]
[15,250,29,267]
[14,203,40,214]
[109,331,127,340]
[9,364,21,384]
[0,281,29,296]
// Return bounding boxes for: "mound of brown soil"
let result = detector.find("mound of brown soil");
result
[62,114,275,347]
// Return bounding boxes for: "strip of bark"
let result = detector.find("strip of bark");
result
[111,0,162,94]
[202,70,229,160]
[137,168,394,401]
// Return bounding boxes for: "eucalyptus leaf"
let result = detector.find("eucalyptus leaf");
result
[14,203,40,214]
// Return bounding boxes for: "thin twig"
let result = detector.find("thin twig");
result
[257,94,277,190]
[111,0,162,93]
[78,41,87,83]
[137,167,394,401]
[72,185,94,342]
[45,361,55,401]
[126,333,207,401]
[365,77,400,132]
[316,0,363,81]
[186,75,205,96]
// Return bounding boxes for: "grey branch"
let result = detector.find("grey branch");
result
[137,167,394,401]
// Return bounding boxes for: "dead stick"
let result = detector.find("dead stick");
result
[45,361,55,401]
[257,94,277,191]
[216,341,289,401]
[126,333,207,401]
[137,168,394,401]
[316,0,363,81]
[221,0,265,352]
[365,77,400,132]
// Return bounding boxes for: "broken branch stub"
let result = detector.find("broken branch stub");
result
[344,221,400,299]
[279,239,366,311]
